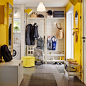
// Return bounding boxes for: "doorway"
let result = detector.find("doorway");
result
[66,6,74,59]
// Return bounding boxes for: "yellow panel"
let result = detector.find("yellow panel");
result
[66,2,72,12]
[0,0,13,60]
[0,25,7,46]
[0,5,5,24]
[70,0,82,6]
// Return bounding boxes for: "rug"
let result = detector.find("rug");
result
[29,73,57,86]
[57,65,64,73]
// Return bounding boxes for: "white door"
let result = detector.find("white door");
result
[83,0,86,84]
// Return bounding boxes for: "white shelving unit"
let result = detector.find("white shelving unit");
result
[27,17,65,64]
[45,17,65,64]
[64,61,80,80]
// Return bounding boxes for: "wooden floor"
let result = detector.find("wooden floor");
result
[20,64,85,86]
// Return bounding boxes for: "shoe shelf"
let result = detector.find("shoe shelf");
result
[64,61,80,80]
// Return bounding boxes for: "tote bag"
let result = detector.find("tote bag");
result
[56,28,63,39]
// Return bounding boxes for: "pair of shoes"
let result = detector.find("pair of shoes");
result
[57,62,62,65]
[53,62,57,65]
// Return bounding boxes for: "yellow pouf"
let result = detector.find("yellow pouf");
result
[22,56,35,67]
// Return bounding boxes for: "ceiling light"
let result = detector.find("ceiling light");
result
[14,13,17,16]
[37,2,46,12]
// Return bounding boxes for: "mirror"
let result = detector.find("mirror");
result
[7,3,13,54]
[75,11,78,26]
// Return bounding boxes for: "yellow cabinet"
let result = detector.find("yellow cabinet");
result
[0,5,6,24]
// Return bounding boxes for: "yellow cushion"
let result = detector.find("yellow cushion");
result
[22,56,35,67]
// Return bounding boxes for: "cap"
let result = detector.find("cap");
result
[46,10,52,15]
[38,14,44,18]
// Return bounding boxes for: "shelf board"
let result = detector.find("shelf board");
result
[44,54,65,56]
[64,61,80,67]
[47,50,64,53]
[27,18,45,20]
[47,17,65,20]
[44,60,64,62]
[27,17,65,20]
[64,69,80,76]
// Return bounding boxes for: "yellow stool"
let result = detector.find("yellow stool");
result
[22,56,35,67]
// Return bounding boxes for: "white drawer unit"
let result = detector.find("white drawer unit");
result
[27,45,35,56]
[0,60,23,86]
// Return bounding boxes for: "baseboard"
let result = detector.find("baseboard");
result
[77,76,83,83]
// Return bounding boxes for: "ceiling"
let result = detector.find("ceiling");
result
[14,0,69,7]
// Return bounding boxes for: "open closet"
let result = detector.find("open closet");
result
[25,7,65,64]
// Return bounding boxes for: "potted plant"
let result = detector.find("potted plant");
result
[14,26,19,33]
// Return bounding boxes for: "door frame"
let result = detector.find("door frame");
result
[66,5,74,60]
[83,0,85,84]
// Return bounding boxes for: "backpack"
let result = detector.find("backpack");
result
[1,45,12,62]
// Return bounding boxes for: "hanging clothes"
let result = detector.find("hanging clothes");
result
[36,37,44,50]
[25,23,39,45]
[47,36,52,50]
[52,36,57,50]
[9,24,12,45]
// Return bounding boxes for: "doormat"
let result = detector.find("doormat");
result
[29,73,57,86]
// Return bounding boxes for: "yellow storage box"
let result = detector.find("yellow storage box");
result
[22,56,35,67]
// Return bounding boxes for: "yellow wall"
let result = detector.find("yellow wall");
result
[0,0,13,47]
[74,2,83,66]
[66,1,83,80]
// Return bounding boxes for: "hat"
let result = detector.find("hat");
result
[46,10,52,15]
[38,14,44,18]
